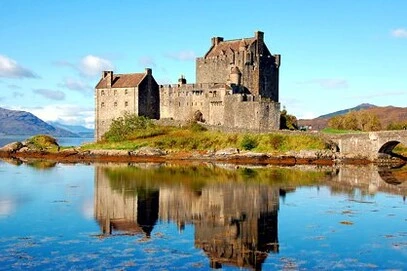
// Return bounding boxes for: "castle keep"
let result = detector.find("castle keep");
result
[95,31,281,140]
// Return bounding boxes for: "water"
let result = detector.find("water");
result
[0,160,406,270]
[0,136,94,148]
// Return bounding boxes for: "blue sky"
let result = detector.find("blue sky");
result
[0,0,406,128]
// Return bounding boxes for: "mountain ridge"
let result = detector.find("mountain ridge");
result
[299,104,407,130]
[0,107,78,137]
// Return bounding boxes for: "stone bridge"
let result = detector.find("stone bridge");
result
[326,130,407,160]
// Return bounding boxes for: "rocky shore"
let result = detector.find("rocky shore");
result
[0,140,405,166]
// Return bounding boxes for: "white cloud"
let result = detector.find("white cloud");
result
[17,104,95,129]
[59,77,92,92]
[391,28,407,38]
[13,91,24,98]
[165,50,196,61]
[0,55,38,78]
[80,55,114,77]
[33,88,65,101]
[138,56,156,67]
[297,78,349,89]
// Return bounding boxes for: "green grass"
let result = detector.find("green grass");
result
[83,124,328,153]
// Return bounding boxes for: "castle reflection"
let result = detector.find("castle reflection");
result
[94,163,407,270]
[94,164,281,270]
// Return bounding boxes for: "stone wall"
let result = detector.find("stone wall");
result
[160,84,280,131]
[95,86,137,140]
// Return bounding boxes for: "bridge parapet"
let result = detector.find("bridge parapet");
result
[326,130,407,160]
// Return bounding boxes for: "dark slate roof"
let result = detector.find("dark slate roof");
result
[95,73,146,89]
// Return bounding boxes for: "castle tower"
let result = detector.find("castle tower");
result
[196,31,280,102]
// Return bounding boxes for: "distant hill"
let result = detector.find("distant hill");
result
[317,103,377,119]
[48,121,94,138]
[0,107,77,137]
[299,104,407,130]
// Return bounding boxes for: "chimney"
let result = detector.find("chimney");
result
[178,75,187,85]
[145,68,152,75]
[211,37,224,46]
[102,71,113,88]
[255,31,264,55]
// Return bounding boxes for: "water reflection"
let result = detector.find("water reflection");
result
[93,163,407,269]
[95,164,292,270]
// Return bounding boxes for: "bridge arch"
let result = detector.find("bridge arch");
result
[378,140,402,155]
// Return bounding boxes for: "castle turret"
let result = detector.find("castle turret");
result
[230,66,241,86]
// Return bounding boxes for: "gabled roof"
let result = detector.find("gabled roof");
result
[95,73,146,89]
[205,37,256,58]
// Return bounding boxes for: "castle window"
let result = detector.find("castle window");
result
[114,101,117,107]
[114,89,117,95]
[125,101,128,107]
[179,102,181,107]
[101,102,105,107]
[125,89,128,95]
[101,90,105,96]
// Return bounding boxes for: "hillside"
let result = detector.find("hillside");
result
[299,104,407,130]
[48,121,94,138]
[0,107,77,137]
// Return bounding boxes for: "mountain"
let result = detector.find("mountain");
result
[48,121,94,138]
[0,107,77,137]
[298,104,407,130]
[317,103,377,119]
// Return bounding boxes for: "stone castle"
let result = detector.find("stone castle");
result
[95,31,281,140]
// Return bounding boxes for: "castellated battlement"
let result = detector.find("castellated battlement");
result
[95,31,281,140]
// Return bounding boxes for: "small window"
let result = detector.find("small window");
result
[125,101,128,107]
[101,102,105,107]
[114,90,117,95]
[114,101,117,107]
[125,89,128,95]
[101,90,105,96]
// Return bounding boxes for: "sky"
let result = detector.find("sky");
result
[0,0,406,128]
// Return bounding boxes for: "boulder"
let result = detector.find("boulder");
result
[88,149,130,156]
[0,141,23,152]
[215,148,240,156]
[130,147,166,156]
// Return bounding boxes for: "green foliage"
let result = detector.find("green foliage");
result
[102,113,164,142]
[327,111,382,131]
[280,109,298,130]
[26,135,59,151]
[387,121,407,130]
[240,134,259,150]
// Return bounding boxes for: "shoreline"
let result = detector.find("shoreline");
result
[0,147,404,167]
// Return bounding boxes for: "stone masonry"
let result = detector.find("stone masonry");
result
[95,31,281,140]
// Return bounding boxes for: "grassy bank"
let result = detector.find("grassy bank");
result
[82,121,328,153]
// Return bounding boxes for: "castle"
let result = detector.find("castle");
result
[95,31,281,140]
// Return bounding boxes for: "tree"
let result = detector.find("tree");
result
[327,111,382,131]
[280,109,298,130]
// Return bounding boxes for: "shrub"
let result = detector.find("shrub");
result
[240,134,258,150]
[103,113,158,142]
[26,135,59,151]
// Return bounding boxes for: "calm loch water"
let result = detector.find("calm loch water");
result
[0,160,406,270]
